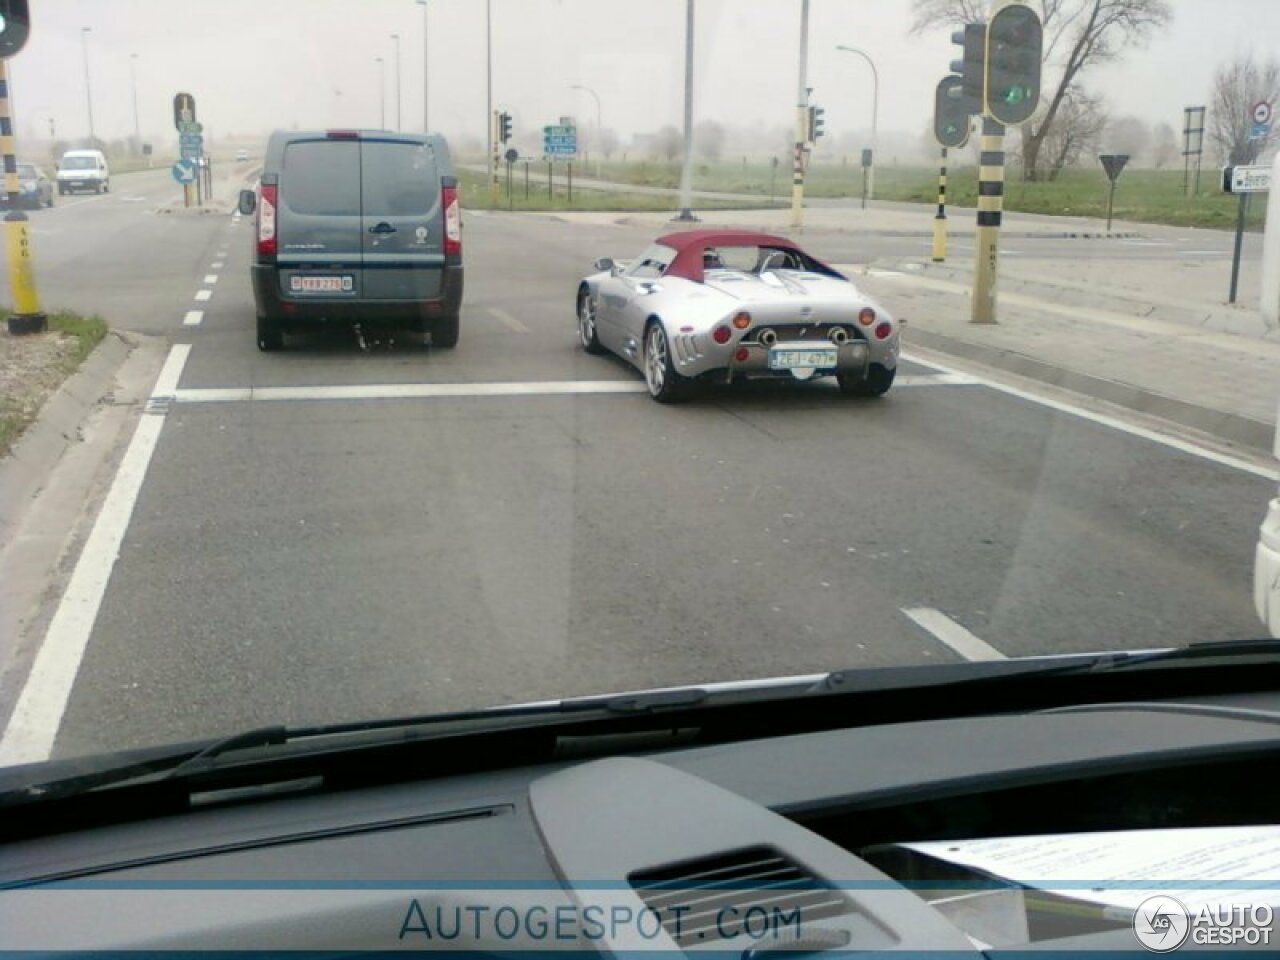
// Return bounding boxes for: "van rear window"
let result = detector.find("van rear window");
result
[361,142,438,217]
[281,141,360,216]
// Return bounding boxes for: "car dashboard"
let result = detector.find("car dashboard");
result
[4,690,1280,954]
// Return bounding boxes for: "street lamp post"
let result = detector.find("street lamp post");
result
[835,45,879,202]
[570,84,602,177]
[80,27,95,144]
[675,0,696,221]
[130,54,141,154]
[416,0,429,133]
[376,57,386,129]
[390,34,402,132]
[486,0,496,201]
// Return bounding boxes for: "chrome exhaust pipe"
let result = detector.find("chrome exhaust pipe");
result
[829,327,850,346]
[758,328,778,347]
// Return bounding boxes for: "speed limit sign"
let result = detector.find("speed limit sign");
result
[1254,101,1273,125]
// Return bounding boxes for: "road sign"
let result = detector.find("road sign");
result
[1099,154,1129,182]
[171,160,196,184]
[173,92,196,131]
[179,133,203,147]
[504,147,518,163]
[1254,101,1274,125]
[178,121,203,135]
[543,122,577,156]
[1223,164,1272,194]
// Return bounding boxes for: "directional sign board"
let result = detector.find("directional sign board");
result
[1223,164,1273,194]
[1099,154,1130,182]
[171,159,197,184]
[543,123,577,156]
[178,121,203,135]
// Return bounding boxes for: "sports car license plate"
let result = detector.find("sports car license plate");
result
[768,344,838,370]
[290,275,353,293]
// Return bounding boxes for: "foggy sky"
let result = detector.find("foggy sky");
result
[8,0,1279,152]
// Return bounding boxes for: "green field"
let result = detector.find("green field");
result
[456,168,769,213]
[537,159,1266,231]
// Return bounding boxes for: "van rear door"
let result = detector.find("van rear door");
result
[359,138,445,301]
[275,137,363,301]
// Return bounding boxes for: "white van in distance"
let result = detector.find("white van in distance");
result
[56,149,110,195]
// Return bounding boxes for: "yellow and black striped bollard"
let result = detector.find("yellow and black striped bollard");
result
[931,147,948,263]
[1,57,46,334]
[971,116,1005,325]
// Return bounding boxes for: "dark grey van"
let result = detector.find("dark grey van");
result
[240,130,463,351]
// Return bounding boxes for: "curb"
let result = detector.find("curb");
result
[904,326,1273,452]
[0,330,137,541]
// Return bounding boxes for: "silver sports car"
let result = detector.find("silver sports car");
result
[576,228,900,403]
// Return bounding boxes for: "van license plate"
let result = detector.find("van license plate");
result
[291,275,353,293]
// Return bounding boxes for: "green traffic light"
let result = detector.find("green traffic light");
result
[1002,85,1028,105]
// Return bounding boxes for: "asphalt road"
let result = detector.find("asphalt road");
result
[0,195,1274,762]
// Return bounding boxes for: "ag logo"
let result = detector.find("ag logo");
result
[414,226,429,244]
[1134,895,1190,952]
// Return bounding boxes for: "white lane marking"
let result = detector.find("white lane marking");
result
[183,310,204,327]
[902,349,1279,482]
[211,261,224,269]
[171,374,975,405]
[0,345,191,765]
[1181,250,1228,256]
[902,607,1006,662]
[867,269,907,278]
[203,274,219,284]
[194,289,212,302]
[488,306,530,333]
[1121,240,1173,247]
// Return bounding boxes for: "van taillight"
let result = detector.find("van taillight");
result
[442,185,461,255]
[257,184,277,257]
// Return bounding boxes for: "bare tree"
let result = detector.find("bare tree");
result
[1104,115,1151,164]
[653,125,682,164]
[694,120,727,162]
[911,0,1172,179]
[597,128,620,161]
[1209,52,1280,165]
[1150,121,1178,169]
[1036,86,1109,178]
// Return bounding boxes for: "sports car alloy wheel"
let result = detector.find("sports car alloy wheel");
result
[644,322,688,403]
[578,291,603,354]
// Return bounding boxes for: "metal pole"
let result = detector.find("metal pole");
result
[524,159,529,199]
[507,160,513,210]
[487,0,497,202]
[2,59,47,335]
[81,27,96,143]
[130,54,141,153]
[861,166,867,209]
[971,115,1006,324]
[931,146,947,262]
[418,0,429,132]
[391,34,402,132]
[1106,179,1116,232]
[1229,193,1248,304]
[675,0,696,220]
[376,58,385,128]
[547,159,552,199]
[790,0,810,230]
[835,46,877,202]
[568,161,573,203]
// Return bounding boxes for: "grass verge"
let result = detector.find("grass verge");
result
[0,309,108,457]
[456,168,771,212]
[561,160,1267,231]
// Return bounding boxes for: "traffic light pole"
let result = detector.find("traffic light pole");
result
[971,115,1005,325]
[789,0,809,230]
[1,57,46,335]
[932,146,948,262]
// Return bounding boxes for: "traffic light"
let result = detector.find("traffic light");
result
[985,2,1042,125]
[949,22,986,117]
[499,111,512,144]
[807,105,825,142]
[0,0,32,58]
[934,75,971,149]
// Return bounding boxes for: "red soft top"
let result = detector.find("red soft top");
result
[654,228,839,283]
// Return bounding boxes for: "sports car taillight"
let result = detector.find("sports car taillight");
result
[874,321,893,340]
[858,307,876,326]
[732,311,752,330]
[256,184,277,257]
[442,185,462,255]
[712,325,732,344]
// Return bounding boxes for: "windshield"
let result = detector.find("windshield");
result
[0,0,1278,780]
[16,164,37,179]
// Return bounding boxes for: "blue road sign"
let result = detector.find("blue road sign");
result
[179,133,203,147]
[171,159,197,184]
[1248,121,1271,142]
[544,144,577,156]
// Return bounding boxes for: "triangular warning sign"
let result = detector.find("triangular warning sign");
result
[1099,154,1130,182]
